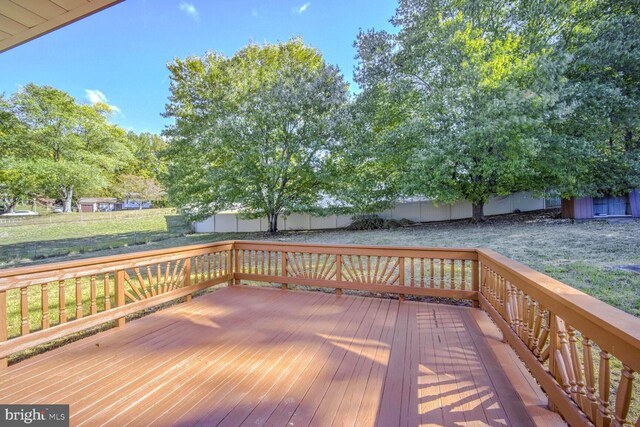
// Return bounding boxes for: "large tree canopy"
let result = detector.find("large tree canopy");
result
[352,0,639,221]
[354,0,560,222]
[8,84,132,212]
[540,0,640,198]
[163,39,348,232]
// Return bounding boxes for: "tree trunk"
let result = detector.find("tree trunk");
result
[472,202,485,223]
[267,212,278,233]
[62,186,73,213]
[5,198,17,213]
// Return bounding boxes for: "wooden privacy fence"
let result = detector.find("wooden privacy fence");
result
[0,240,638,427]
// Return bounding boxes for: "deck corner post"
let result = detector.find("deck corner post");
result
[399,257,405,302]
[335,254,342,294]
[115,270,126,328]
[184,258,192,302]
[0,290,7,369]
[472,259,480,308]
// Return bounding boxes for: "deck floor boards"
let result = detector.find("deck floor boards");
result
[0,286,564,426]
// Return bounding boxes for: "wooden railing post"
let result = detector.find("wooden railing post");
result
[184,258,192,302]
[115,270,125,328]
[281,251,288,290]
[335,254,342,296]
[399,257,405,302]
[472,259,479,308]
[0,291,6,369]
[233,247,240,285]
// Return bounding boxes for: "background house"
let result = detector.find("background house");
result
[561,189,640,219]
[77,197,117,213]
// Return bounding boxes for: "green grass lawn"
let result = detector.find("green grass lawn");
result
[0,211,189,266]
[4,210,638,315]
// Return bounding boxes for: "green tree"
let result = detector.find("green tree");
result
[123,131,168,179]
[0,158,43,213]
[117,174,165,209]
[10,84,131,212]
[355,0,558,222]
[163,39,348,232]
[327,84,414,214]
[540,0,640,198]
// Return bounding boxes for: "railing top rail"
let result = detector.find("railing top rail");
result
[233,239,479,255]
[477,248,640,363]
[0,241,235,281]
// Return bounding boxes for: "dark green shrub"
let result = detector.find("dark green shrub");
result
[349,214,385,230]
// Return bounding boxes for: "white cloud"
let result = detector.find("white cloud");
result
[84,89,121,114]
[179,2,199,20]
[293,2,310,14]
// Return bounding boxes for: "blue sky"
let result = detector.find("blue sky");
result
[0,0,397,134]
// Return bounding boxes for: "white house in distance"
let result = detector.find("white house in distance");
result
[77,197,117,213]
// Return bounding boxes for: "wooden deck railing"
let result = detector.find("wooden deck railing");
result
[0,240,637,426]
[233,241,479,302]
[0,242,233,365]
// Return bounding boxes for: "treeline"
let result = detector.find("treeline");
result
[0,84,166,213]
[163,0,639,230]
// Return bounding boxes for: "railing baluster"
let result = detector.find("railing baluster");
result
[263,250,267,275]
[450,259,455,289]
[597,350,611,427]
[90,275,97,315]
[461,260,466,290]
[613,366,634,427]
[410,257,415,287]
[267,251,271,276]
[104,273,111,310]
[75,277,83,319]
[21,287,29,335]
[154,264,161,293]
[430,258,435,288]
[568,326,586,407]
[41,283,49,329]
[583,337,598,420]
[440,259,445,289]
[59,280,66,324]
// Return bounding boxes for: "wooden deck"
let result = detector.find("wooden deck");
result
[0,286,564,427]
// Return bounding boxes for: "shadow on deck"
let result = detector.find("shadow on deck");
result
[0,286,564,426]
